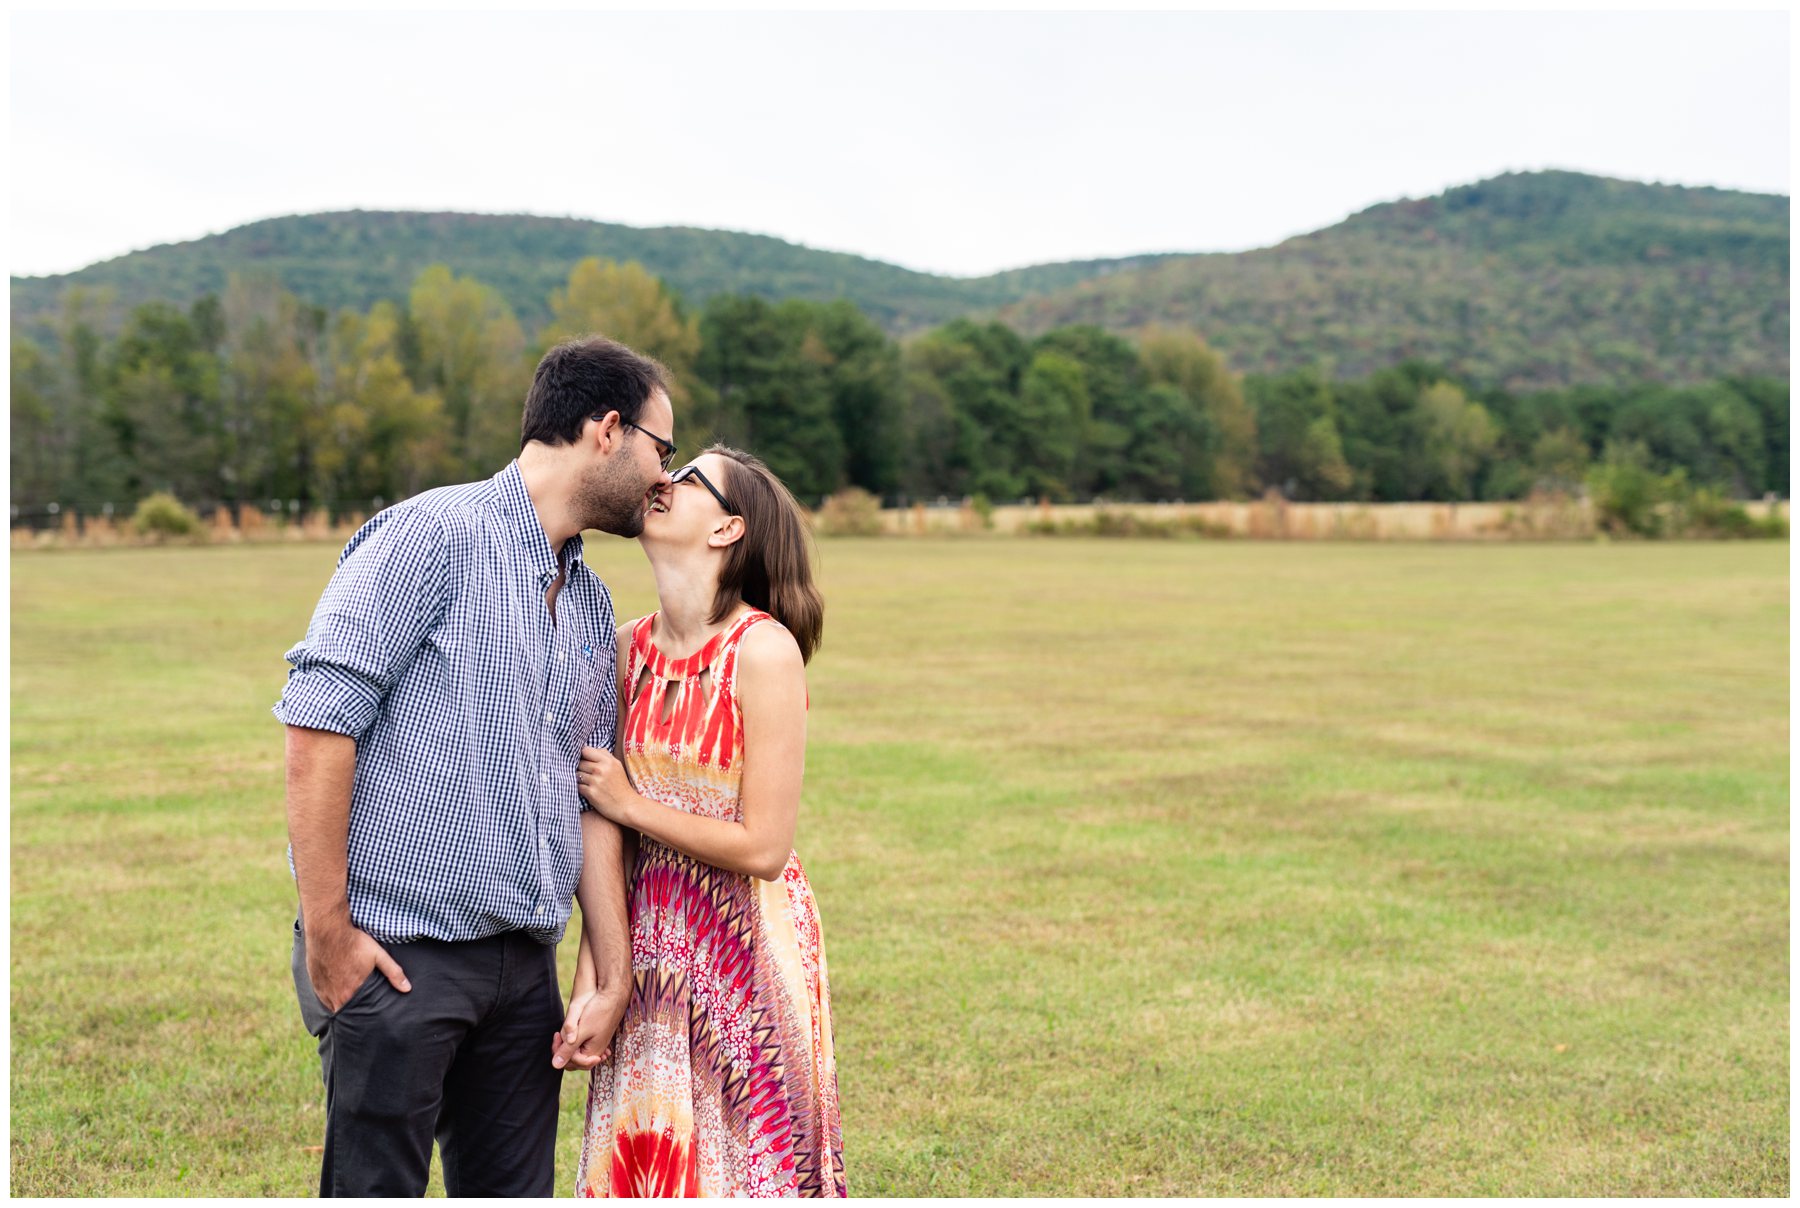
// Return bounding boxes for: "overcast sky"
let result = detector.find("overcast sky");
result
[9,8,1790,280]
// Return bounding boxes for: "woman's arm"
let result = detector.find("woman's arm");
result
[578,622,807,881]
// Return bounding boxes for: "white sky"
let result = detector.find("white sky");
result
[8,7,1791,280]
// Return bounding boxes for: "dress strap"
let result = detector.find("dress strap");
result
[718,609,781,707]
[631,614,657,660]
[626,614,657,705]
[724,609,773,643]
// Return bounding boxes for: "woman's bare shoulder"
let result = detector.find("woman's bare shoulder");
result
[737,616,804,674]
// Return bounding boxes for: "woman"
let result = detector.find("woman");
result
[567,445,846,1198]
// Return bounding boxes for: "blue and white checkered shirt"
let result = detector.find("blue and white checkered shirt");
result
[274,461,617,945]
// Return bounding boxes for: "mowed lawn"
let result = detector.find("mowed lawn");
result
[10,536,1789,1196]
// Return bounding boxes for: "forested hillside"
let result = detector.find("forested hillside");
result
[11,172,1788,529]
[12,171,1787,390]
[1001,172,1788,390]
[9,211,1173,341]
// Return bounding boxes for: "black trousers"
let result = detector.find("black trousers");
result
[291,921,566,1197]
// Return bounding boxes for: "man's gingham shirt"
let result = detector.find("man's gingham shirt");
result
[274,462,617,945]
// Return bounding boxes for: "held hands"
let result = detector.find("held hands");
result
[577,747,636,824]
[551,985,629,1071]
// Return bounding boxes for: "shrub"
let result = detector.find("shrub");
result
[1677,487,1789,539]
[1588,443,1789,540]
[967,493,995,531]
[1093,508,1172,538]
[815,487,884,537]
[131,492,204,541]
[1033,508,1231,540]
[1587,442,1672,537]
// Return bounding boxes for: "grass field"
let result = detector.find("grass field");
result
[10,537,1789,1196]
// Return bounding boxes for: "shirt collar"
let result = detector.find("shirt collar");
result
[495,461,581,585]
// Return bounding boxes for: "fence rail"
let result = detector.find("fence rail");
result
[869,497,1789,539]
[13,494,1790,551]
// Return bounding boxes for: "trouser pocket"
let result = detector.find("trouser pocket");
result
[291,918,383,1038]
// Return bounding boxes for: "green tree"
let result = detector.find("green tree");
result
[1725,377,1788,496]
[1247,369,1353,499]
[1016,350,1086,499]
[1696,384,1768,497]
[1415,381,1498,500]
[696,295,843,502]
[1607,387,1705,478]
[220,274,319,515]
[895,364,967,500]
[905,320,1029,499]
[50,288,127,516]
[1127,383,1210,500]
[408,264,528,476]
[1334,361,1441,500]
[539,258,719,444]
[1587,438,1673,536]
[1138,326,1256,498]
[318,301,449,509]
[10,333,60,509]
[1528,427,1591,495]
[106,301,230,505]
[809,301,903,497]
[542,258,700,364]
[1032,325,1140,496]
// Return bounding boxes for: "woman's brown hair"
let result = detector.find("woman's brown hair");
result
[706,445,825,663]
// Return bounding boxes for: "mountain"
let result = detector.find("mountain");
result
[998,171,1788,389]
[10,171,1787,389]
[8,210,1176,340]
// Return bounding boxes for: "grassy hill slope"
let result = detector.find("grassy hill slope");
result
[11,171,1787,389]
[8,210,1174,339]
[999,171,1787,389]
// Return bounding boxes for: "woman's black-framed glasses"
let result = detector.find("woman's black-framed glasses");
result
[669,463,736,515]
[611,417,677,470]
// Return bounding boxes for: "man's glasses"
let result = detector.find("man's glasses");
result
[669,463,735,515]
[598,415,676,470]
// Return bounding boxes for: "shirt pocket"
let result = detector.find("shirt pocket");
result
[566,632,610,751]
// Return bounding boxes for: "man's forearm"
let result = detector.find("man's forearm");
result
[285,725,358,931]
[575,810,632,996]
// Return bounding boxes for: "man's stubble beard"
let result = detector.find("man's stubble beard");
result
[574,455,650,538]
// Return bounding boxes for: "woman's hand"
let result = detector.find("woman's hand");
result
[551,988,603,1070]
[578,746,638,825]
[550,983,629,1071]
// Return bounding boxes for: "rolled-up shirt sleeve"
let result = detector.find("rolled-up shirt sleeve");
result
[274,507,450,739]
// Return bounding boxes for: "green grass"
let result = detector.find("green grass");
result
[10,538,1789,1196]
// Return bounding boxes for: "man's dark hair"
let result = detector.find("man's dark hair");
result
[520,336,670,450]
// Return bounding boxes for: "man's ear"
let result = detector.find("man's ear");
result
[590,410,622,451]
[708,515,746,550]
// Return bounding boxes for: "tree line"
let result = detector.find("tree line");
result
[9,257,1789,523]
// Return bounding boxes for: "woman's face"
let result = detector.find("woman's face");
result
[643,452,736,546]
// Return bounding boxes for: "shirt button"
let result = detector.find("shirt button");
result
[557,650,565,661]
[544,711,553,724]
[540,772,549,784]
[536,906,545,916]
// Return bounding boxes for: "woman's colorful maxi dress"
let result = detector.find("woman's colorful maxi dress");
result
[576,610,846,1198]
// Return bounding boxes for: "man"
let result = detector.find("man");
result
[275,336,676,1197]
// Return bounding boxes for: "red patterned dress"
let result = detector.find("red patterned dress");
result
[576,610,846,1198]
